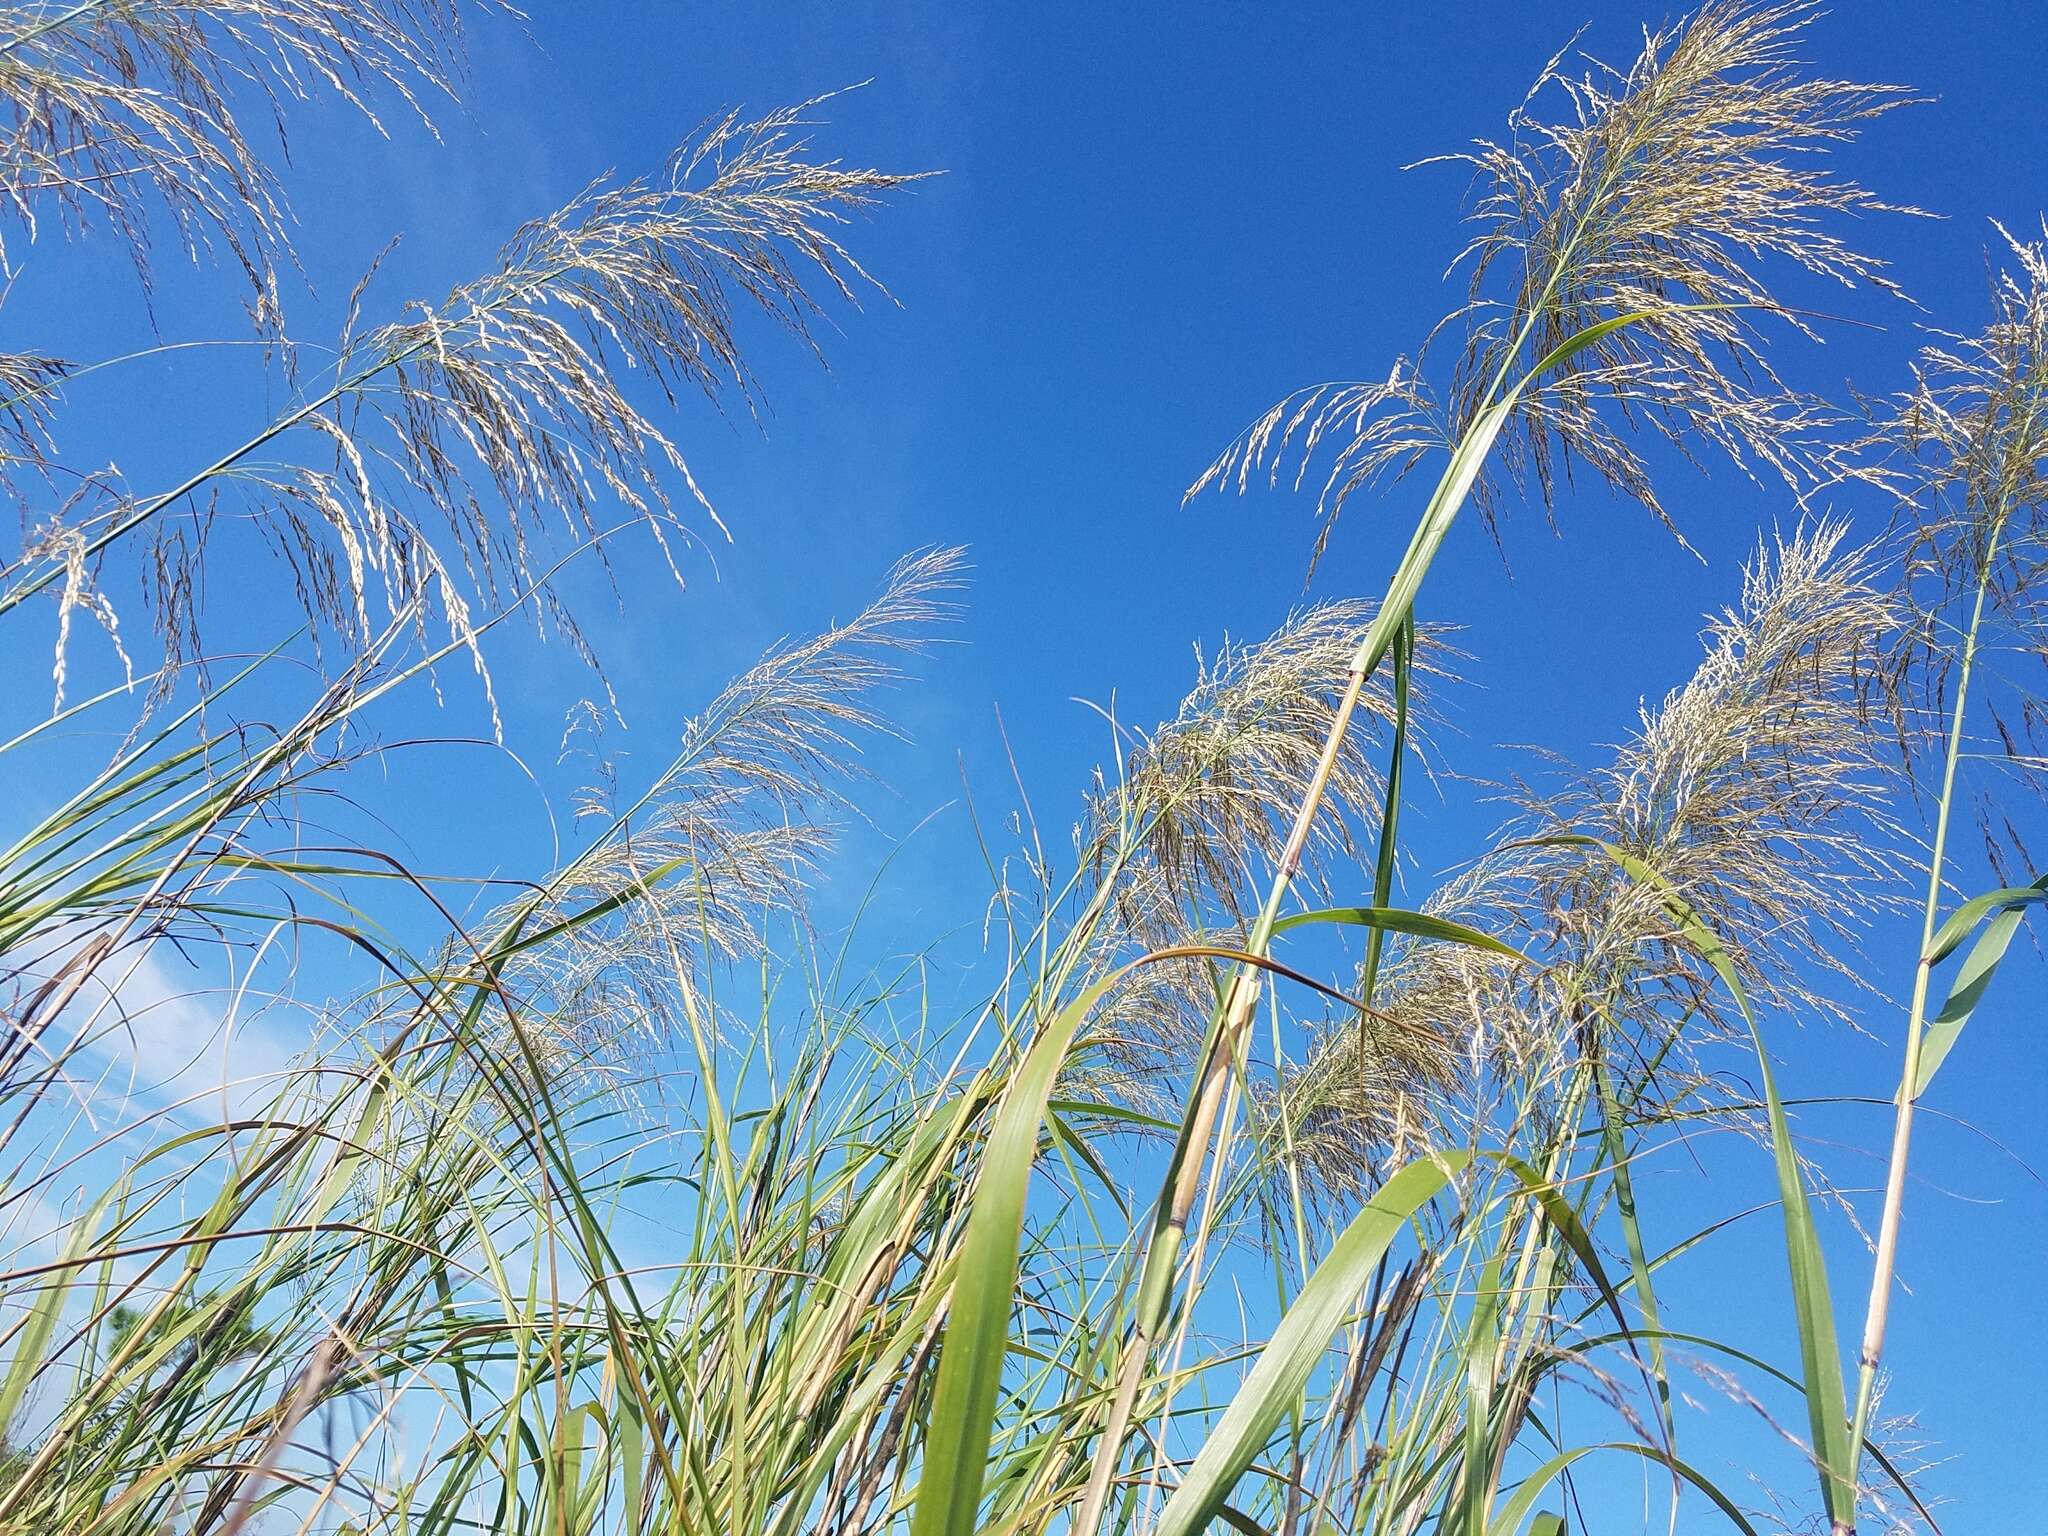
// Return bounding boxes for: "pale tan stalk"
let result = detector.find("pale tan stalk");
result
[1845,515,2003,1525]
[1068,660,1371,1536]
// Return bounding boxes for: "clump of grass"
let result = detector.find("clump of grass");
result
[1243,524,1903,1536]
[1050,10,1921,1532]
[0,6,2029,1536]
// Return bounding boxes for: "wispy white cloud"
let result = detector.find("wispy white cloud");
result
[18,934,308,1127]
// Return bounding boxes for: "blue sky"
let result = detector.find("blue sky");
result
[7,1,2048,1526]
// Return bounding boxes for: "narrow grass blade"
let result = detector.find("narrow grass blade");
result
[1595,1061,1670,1426]
[0,1191,112,1438]
[1923,874,2048,966]
[1272,906,1524,959]
[1154,1151,1465,1536]
[1486,1442,1759,1536]
[1463,1249,1506,1536]
[1914,874,2047,1096]
[1360,615,1413,1002]
[907,963,1138,1536]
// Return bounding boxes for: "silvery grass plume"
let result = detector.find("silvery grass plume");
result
[1825,223,2048,1515]
[1274,523,1901,1207]
[468,547,962,1074]
[1528,520,1900,1039]
[0,0,486,325]
[1,97,921,711]
[1037,21,1919,1531]
[1190,0,1915,573]
[1084,601,1436,927]
[1256,866,1480,1213]
[0,551,953,1120]
[1840,221,2048,865]
[0,348,66,486]
[1071,601,1442,1089]
[0,557,959,1532]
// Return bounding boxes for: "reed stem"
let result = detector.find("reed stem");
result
[1845,514,2004,1529]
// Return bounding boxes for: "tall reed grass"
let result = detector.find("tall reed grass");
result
[0,3,2035,1534]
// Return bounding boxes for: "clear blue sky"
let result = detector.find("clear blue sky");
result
[8,2,2046,1526]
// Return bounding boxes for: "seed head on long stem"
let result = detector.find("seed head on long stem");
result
[5,97,922,711]
[477,546,961,1071]
[1838,222,2048,861]
[1192,1,1917,573]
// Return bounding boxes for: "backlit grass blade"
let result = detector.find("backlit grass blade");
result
[1360,614,1414,1003]
[0,1189,113,1440]
[907,963,1138,1536]
[1271,906,1525,958]
[1913,873,2047,1096]
[1462,1249,1506,1536]
[1485,1441,1760,1536]
[1922,874,2048,967]
[1153,1152,1465,1536]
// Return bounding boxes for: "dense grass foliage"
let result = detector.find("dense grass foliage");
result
[0,3,2040,1534]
